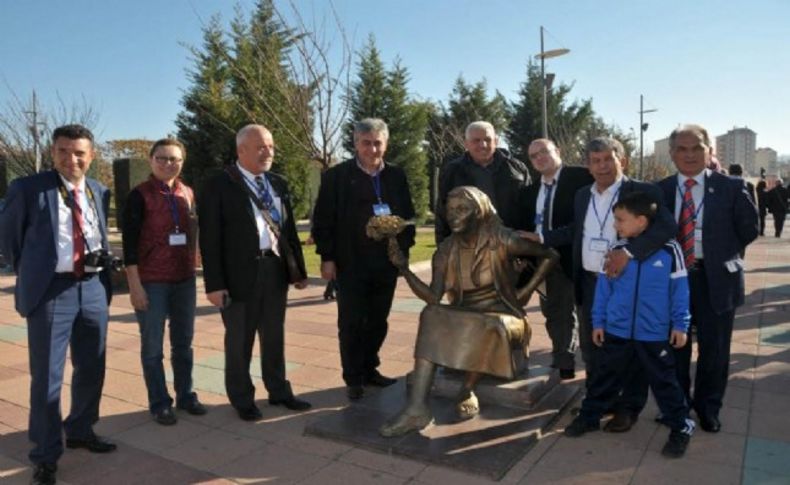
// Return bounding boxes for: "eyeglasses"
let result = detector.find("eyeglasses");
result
[154,156,183,165]
[528,148,551,160]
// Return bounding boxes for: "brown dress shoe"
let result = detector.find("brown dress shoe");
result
[603,412,637,432]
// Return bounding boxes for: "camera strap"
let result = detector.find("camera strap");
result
[55,175,106,254]
[225,165,283,240]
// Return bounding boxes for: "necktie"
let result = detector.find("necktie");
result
[254,175,281,224]
[542,183,554,232]
[678,178,696,267]
[72,188,85,277]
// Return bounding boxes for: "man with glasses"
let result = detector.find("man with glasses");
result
[435,121,531,244]
[199,124,311,421]
[520,138,593,380]
[0,125,116,485]
[122,138,206,426]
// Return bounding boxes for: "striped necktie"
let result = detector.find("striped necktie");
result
[678,178,696,266]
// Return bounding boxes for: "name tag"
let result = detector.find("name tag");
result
[694,228,702,241]
[534,213,543,227]
[589,238,609,253]
[169,233,187,246]
[373,203,392,216]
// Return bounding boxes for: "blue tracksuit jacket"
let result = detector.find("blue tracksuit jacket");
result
[592,239,690,341]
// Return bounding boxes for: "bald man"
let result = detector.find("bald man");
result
[199,124,310,420]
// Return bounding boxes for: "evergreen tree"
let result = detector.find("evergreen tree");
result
[343,35,387,155]
[507,61,594,166]
[344,36,430,220]
[176,1,313,216]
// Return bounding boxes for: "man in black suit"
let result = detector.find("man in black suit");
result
[312,118,416,401]
[658,125,758,432]
[0,125,117,485]
[199,124,311,421]
[435,121,531,244]
[521,138,593,379]
[533,137,676,432]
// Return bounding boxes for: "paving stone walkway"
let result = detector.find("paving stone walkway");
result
[1,232,789,484]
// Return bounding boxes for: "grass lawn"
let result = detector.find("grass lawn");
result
[300,227,436,276]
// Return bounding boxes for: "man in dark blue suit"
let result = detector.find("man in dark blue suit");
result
[658,124,758,433]
[0,125,116,485]
[533,137,676,432]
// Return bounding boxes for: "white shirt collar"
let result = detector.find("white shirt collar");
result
[237,161,265,182]
[58,174,86,193]
[355,157,385,176]
[591,175,624,196]
[677,168,709,186]
[540,165,563,186]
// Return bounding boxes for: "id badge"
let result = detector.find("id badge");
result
[373,203,392,216]
[169,232,187,246]
[534,214,543,227]
[694,228,702,241]
[589,237,609,253]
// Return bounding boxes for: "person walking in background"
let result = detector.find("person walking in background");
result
[756,176,767,236]
[765,177,788,238]
[122,138,206,426]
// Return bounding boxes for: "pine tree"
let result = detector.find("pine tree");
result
[343,35,387,155]
[506,61,594,166]
[176,0,313,216]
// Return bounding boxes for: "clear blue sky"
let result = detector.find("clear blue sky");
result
[2,0,788,160]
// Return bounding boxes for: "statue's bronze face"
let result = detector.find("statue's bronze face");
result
[446,196,478,234]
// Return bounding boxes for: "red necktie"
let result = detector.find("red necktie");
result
[72,188,85,277]
[678,179,696,267]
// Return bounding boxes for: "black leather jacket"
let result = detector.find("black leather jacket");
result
[435,148,532,244]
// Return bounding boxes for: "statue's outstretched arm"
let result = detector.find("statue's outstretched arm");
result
[510,236,559,305]
[387,238,441,305]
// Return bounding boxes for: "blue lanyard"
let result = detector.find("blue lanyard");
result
[371,171,383,204]
[161,182,181,232]
[676,181,705,221]
[591,187,620,237]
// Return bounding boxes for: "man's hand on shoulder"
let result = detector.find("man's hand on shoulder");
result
[604,249,630,278]
[207,290,228,308]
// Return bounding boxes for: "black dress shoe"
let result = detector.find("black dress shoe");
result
[604,412,637,433]
[32,462,57,485]
[269,396,312,411]
[365,372,397,387]
[177,399,207,416]
[65,434,117,453]
[559,368,576,380]
[154,407,177,426]
[237,405,263,421]
[347,385,364,400]
[699,414,721,433]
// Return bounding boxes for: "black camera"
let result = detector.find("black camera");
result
[84,249,124,272]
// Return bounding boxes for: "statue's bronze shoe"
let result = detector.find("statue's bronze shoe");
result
[456,390,479,420]
[379,411,434,437]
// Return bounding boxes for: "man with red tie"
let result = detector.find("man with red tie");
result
[0,125,116,485]
[657,124,758,433]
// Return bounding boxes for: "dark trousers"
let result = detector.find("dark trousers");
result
[758,207,767,235]
[220,255,292,410]
[335,267,397,386]
[539,267,578,371]
[578,270,648,414]
[580,334,688,431]
[676,266,735,419]
[27,274,109,464]
[772,211,786,237]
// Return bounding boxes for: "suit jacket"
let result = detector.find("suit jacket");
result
[658,171,758,312]
[311,159,416,273]
[543,177,677,305]
[0,170,112,317]
[198,166,306,302]
[521,165,594,278]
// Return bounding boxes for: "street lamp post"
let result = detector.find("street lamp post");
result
[638,94,658,179]
[535,26,570,138]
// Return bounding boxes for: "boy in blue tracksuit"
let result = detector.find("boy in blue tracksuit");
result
[564,192,695,458]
